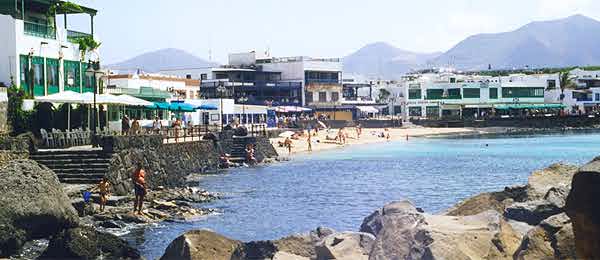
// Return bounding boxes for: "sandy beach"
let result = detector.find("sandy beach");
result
[271,127,482,156]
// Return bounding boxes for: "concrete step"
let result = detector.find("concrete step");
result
[31,153,111,160]
[34,158,111,165]
[44,163,111,169]
[52,168,107,174]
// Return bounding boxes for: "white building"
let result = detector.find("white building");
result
[0,0,99,96]
[105,72,200,100]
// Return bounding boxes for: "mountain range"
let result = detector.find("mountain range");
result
[108,15,600,79]
[107,48,217,73]
[344,14,600,78]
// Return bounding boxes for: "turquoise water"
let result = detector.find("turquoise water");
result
[128,132,600,259]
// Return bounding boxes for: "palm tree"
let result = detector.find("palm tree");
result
[558,71,576,102]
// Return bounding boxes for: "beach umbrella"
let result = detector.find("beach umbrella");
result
[118,94,154,106]
[317,120,327,129]
[34,91,91,131]
[278,131,295,138]
[196,103,218,110]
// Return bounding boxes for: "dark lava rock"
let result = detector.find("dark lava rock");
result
[42,226,141,259]
[0,159,79,257]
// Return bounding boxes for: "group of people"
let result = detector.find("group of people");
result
[121,115,142,135]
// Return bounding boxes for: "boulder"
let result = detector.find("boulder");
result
[273,227,335,258]
[513,213,576,260]
[272,251,310,260]
[565,157,600,259]
[160,230,241,260]
[366,201,522,260]
[445,186,527,216]
[42,226,141,259]
[504,200,562,226]
[527,163,578,200]
[513,226,555,260]
[0,159,79,257]
[232,240,277,260]
[360,200,423,236]
[315,231,375,260]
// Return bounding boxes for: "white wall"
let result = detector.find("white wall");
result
[0,14,17,86]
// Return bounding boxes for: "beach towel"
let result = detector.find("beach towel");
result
[83,191,92,202]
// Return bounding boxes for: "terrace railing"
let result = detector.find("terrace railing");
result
[24,21,56,39]
[67,30,92,43]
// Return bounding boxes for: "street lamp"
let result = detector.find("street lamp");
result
[85,60,104,135]
[238,96,248,124]
[216,82,227,131]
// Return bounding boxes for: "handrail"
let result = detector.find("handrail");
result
[24,21,56,39]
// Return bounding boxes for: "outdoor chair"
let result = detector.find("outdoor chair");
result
[52,129,67,148]
[40,128,55,148]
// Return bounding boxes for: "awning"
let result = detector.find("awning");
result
[494,104,566,110]
[357,106,379,113]
[148,102,196,112]
[441,104,462,110]
[34,91,89,104]
[274,106,312,113]
[197,104,218,110]
[117,94,154,106]
[464,104,493,108]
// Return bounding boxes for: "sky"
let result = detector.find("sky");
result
[66,0,600,64]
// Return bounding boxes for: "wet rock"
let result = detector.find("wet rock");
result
[315,232,375,260]
[42,226,141,259]
[160,230,241,260]
[504,200,562,225]
[565,157,600,259]
[0,159,79,257]
[513,213,576,260]
[99,220,124,229]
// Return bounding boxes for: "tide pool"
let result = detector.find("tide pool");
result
[127,132,600,259]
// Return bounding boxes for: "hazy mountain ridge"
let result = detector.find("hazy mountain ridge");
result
[107,48,217,73]
[345,14,600,78]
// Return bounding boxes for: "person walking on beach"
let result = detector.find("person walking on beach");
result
[284,137,293,155]
[307,130,313,152]
[152,116,162,134]
[245,144,257,164]
[91,177,110,212]
[132,164,147,215]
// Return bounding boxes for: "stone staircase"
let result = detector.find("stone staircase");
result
[229,137,250,163]
[30,150,112,184]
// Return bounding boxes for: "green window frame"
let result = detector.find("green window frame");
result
[64,60,81,92]
[489,88,498,99]
[19,55,30,95]
[408,106,422,117]
[31,56,45,96]
[426,89,443,100]
[426,106,440,118]
[501,87,545,98]
[83,63,95,93]
[463,88,480,98]
[447,89,461,99]
[409,89,421,99]
[46,58,59,94]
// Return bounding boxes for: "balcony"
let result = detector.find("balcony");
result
[305,78,341,84]
[67,30,92,43]
[24,21,56,39]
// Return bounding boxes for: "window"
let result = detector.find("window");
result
[547,80,556,89]
[331,92,339,102]
[46,58,59,94]
[19,55,29,92]
[501,87,545,98]
[426,106,439,118]
[596,93,600,101]
[409,107,422,117]
[463,88,480,98]
[393,105,402,115]
[305,91,313,103]
[426,89,443,99]
[408,89,421,99]
[200,74,207,80]
[489,88,498,99]
[318,92,327,102]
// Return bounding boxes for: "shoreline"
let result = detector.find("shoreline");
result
[270,125,600,157]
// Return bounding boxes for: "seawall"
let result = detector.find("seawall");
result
[100,134,278,196]
[413,115,600,128]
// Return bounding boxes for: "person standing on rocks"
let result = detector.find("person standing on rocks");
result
[91,177,110,212]
[132,164,147,215]
[121,115,130,135]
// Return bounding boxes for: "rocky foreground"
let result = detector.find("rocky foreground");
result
[160,159,600,260]
[0,159,218,259]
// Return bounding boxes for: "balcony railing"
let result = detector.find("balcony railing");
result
[201,81,302,89]
[305,78,341,84]
[67,30,92,43]
[24,21,56,39]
